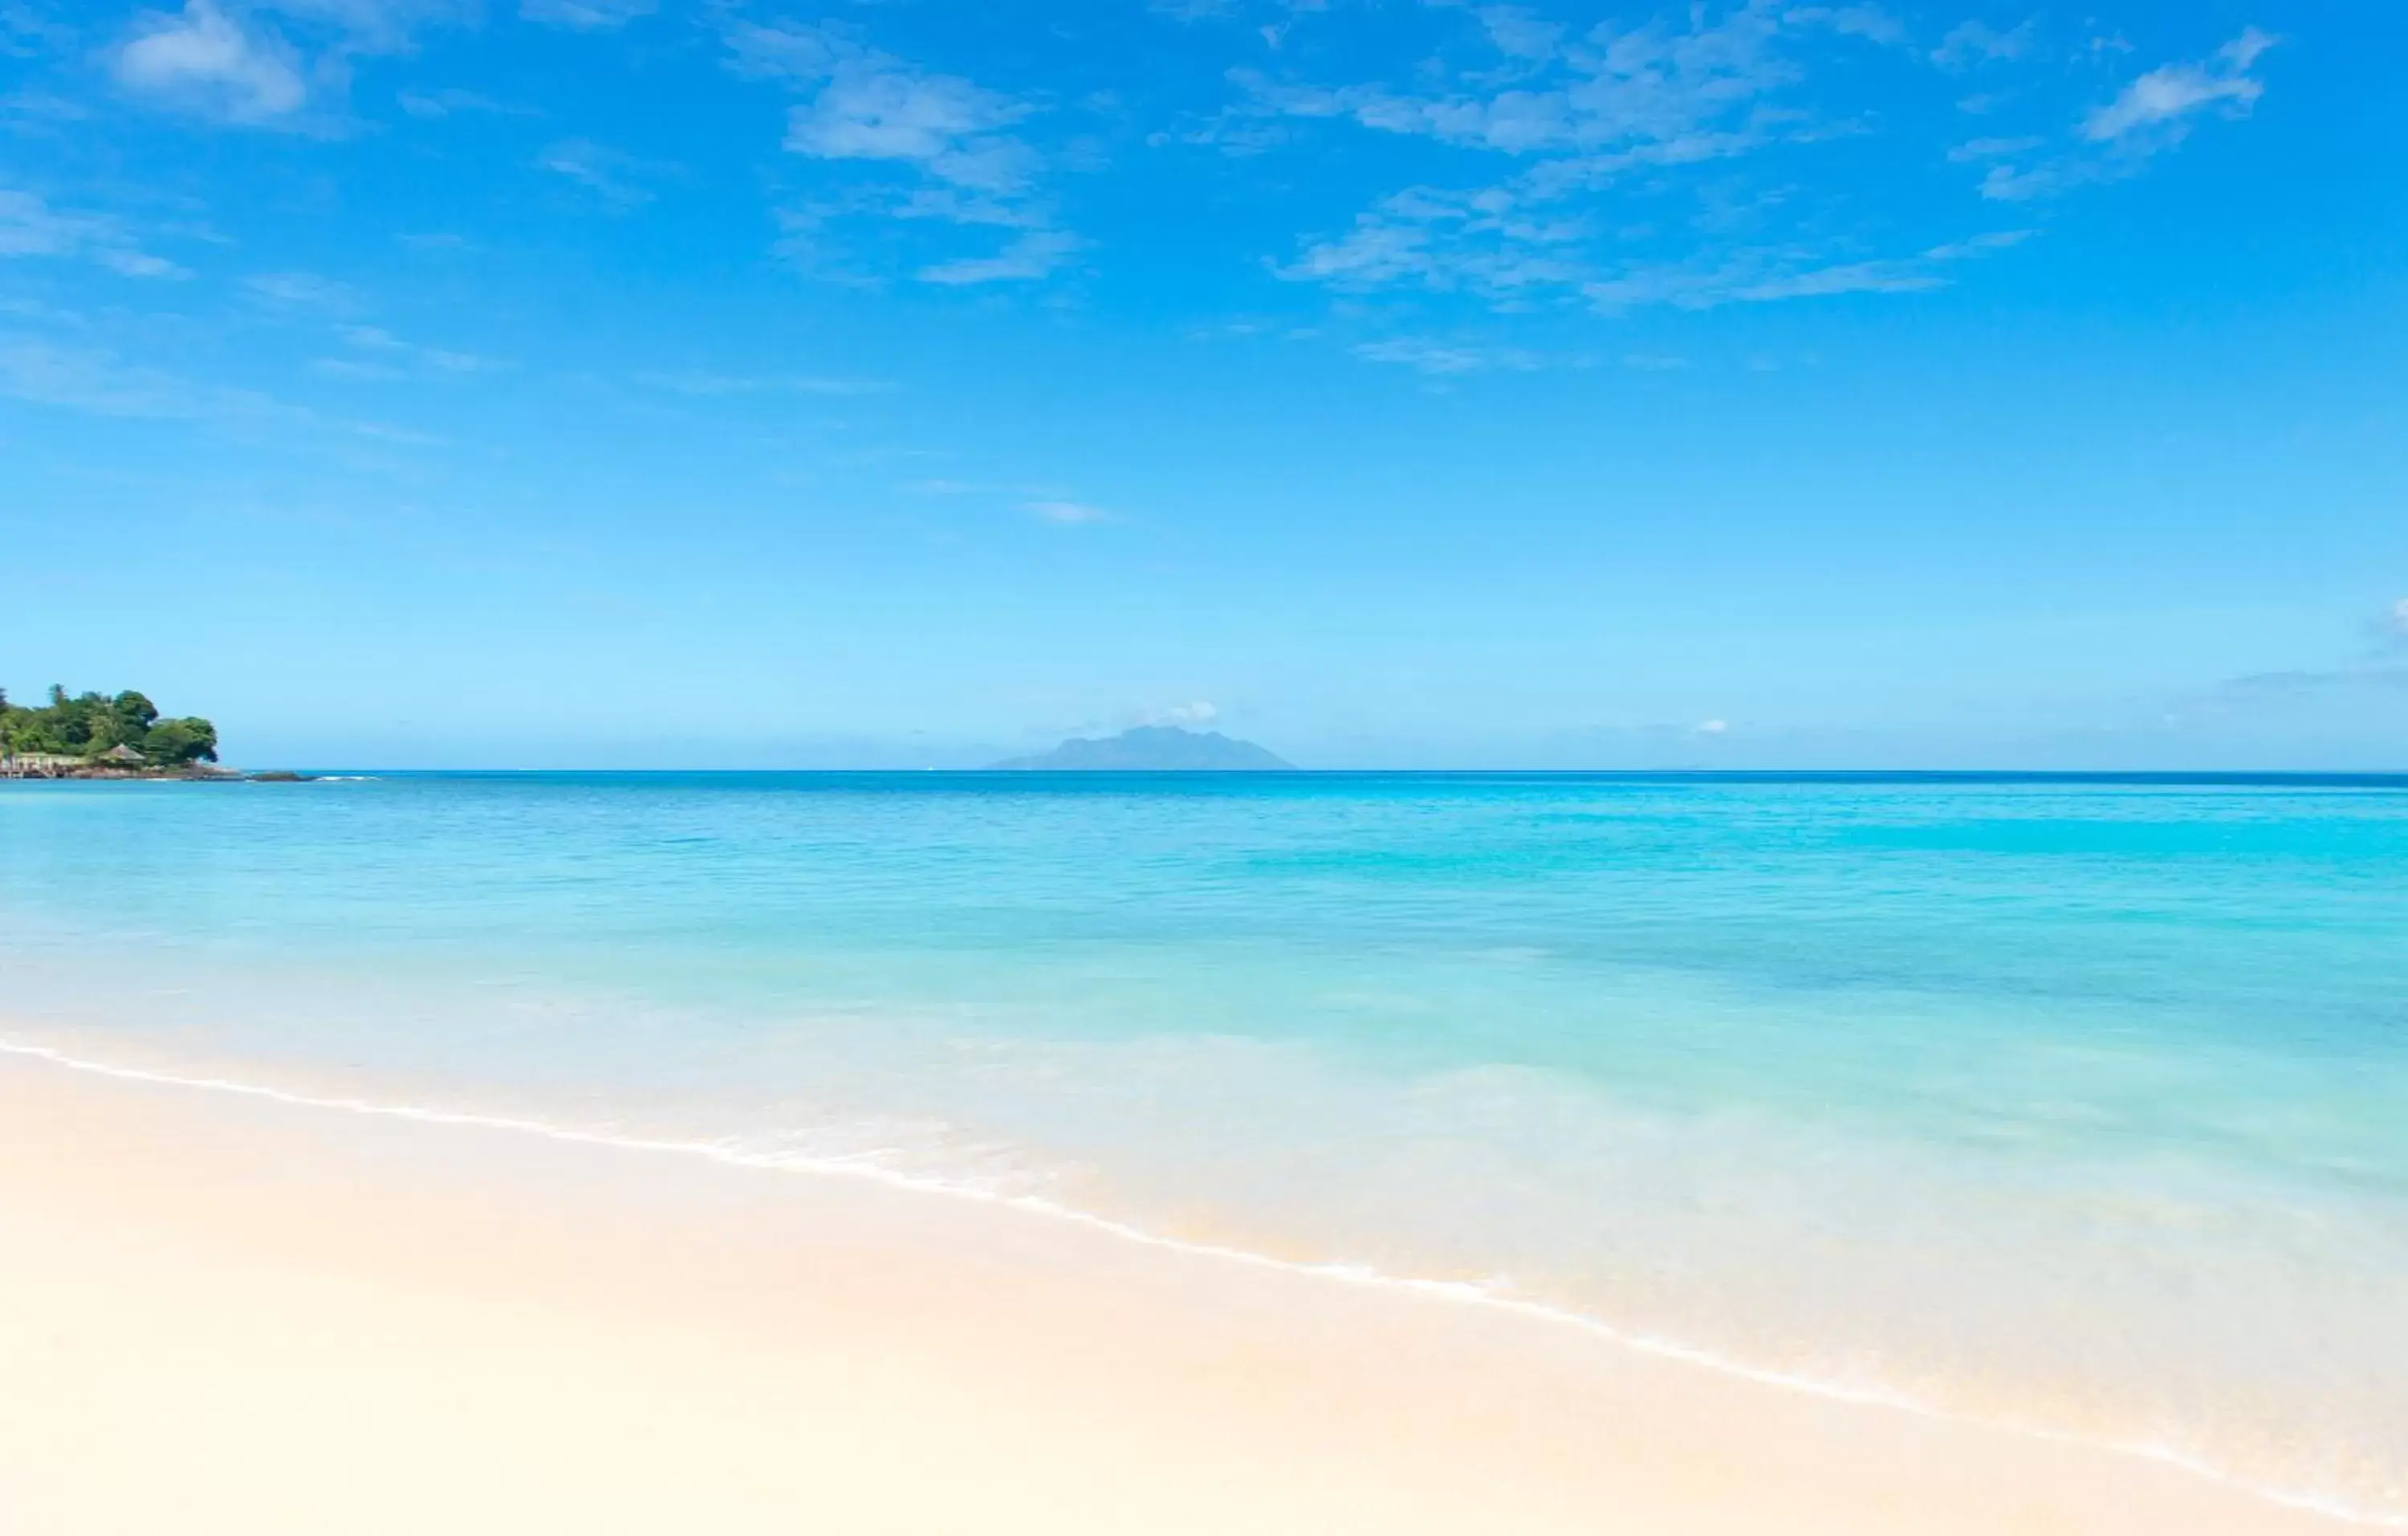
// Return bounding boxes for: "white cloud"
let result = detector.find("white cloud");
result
[0,336,262,417]
[1476,6,1562,62]
[111,0,480,124]
[0,332,441,445]
[1694,718,1730,735]
[1252,5,1944,313]
[332,323,497,375]
[722,18,848,83]
[1023,498,1110,524]
[1924,227,2033,261]
[1947,135,2041,162]
[890,187,1047,229]
[1728,258,1946,301]
[1932,18,2033,71]
[730,21,1037,191]
[3,88,88,124]
[1977,28,2276,203]
[520,0,649,28]
[2085,28,2276,143]
[397,87,532,118]
[632,369,894,396]
[783,59,1035,193]
[1149,701,1218,726]
[536,137,662,209]
[2382,599,2408,641]
[1276,185,1588,300]
[2,2,76,59]
[245,269,357,310]
[1789,6,1907,47]
[1581,230,2026,314]
[919,230,1080,285]
[0,188,190,278]
[1352,336,1543,374]
[729,19,1072,286]
[1230,1,1809,162]
[112,0,308,124]
[254,0,473,51]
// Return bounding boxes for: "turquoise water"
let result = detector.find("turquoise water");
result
[5,772,2406,1518]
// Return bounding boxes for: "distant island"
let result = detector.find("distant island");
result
[0,685,224,778]
[989,725,1294,771]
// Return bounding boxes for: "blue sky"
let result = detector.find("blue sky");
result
[2,0,2402,767]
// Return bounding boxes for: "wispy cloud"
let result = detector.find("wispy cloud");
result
[520,0,650,29]
[1932,18,2033,71]
[244,269,358,311]
[2190,666,2408,714]
[2171,600,2408,721]
[110,0,479,125]
[239,270,503,382]
[1352,336,1544,374]
[0,332,441,449]
[112,0,307,124]
[0,335,275,418]
[1251,4,2010,322]
[315,323,499,379]
[726,19,1071,286]
[919,230,1081,285]
[730,20,1039,193]
[1582,229,2029,314]
[2,2,77,59]
[397,87,535,119]
[536,137,667,209]
[788,70,1033,193]
[1979,28,2278,202]
[1948,135,2042,162]
[1145,701,1218,726]
[1024,498,1111,524]
[1275,185,1589,302]
[632,369,895,396]
[2084,28,2276,143]
[0,187,190,278]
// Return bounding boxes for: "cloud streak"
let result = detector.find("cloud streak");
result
[632,369,895,397]
[2085,29,2275,143]
[0,188,190,278]
[1352,336,1544,374]
[1251,4,2047,326]
[726,19,1069,286]
[1024,498,1111,524]
[536,137,667,209]
[520,0,650,30]
[919,230,1080,285]
[1980,28,2278,202]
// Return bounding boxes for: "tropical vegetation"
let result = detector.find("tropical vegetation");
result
[0,685,218,766]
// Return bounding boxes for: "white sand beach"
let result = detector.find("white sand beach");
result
[0,1047,2366,1536]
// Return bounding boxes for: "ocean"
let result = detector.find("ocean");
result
[4,771,2403,1521]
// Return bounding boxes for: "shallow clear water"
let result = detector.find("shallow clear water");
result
[5,772,2405,1518]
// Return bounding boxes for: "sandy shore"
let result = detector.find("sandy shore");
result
[0,1047,2365,1536]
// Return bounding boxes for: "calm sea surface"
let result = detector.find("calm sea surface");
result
[6,772,2405,1518]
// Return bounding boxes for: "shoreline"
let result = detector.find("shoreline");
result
[0,1035,2378,1534]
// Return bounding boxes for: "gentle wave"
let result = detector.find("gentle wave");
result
[4,1033,2396,1530]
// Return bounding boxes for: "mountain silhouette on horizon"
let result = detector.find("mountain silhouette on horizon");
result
[987,725,1293,771]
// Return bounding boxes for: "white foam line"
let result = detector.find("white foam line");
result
[2,1034,2398,1530]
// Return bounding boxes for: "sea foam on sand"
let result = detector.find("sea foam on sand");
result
[0,1049,2373,1536]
